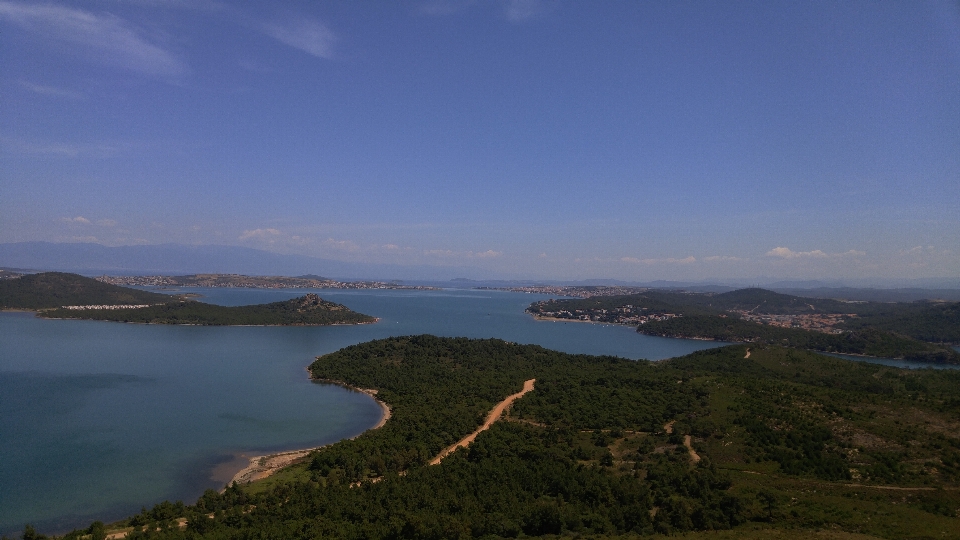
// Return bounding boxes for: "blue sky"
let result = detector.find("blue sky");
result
[2,0,958,281]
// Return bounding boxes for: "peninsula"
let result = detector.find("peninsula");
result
[57,336,960,540]
[528,288,960,363]
[1,272,375,326]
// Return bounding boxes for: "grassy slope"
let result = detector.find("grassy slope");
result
[63,337,960,540]
[0,272,172,309]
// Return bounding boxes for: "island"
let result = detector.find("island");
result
[527,288,960,364]
[1,272,376,326]
[45,336,960,540]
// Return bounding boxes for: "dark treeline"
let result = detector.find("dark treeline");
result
[840,302,960,344]
[23,336,960,540]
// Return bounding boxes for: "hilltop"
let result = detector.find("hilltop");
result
[0,272,173,310]
[40,293,376,326]
[0,272,375,326]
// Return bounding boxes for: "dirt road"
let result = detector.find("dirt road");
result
[430,379,536,465]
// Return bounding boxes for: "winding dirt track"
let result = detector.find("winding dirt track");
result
[429,379,536,465]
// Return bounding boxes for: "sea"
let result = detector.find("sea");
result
[1,288,956,535]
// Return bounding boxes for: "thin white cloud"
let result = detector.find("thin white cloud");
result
[17,80,83,99]
[621,256,696,265]
[766,247,865,259]
[97,219,117,227]
[419,0,476,15]
[503,0,544,22]
[321,237,360,252]
[61,216,90,224]
[423,248,502,259]
[766,247,827,259]
[703,255,743,262]
[419,0,545,21]
[650,256,696,265]
[0,135,129,158]
[424,249,456,257]
[239,228,281,240]
[263,17,335,59]
[900,245,936,256]
[0,1,185,78]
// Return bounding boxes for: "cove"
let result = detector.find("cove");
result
[1,288,722,535]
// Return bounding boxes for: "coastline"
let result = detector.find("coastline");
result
[30,316,380,327]
[223,375,391,488]
[529,314,633,326]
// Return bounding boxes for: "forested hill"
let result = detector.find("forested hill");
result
[640,315,960,364]
[0,272,172,309]
[698,288,852,314]
[39,293,376,326]
[53,336,960,540]
[528,288,960,350]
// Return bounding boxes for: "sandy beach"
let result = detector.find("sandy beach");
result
[223,377,391,488]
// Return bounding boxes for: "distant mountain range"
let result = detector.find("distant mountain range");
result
[2,242,958,295]
[0,242,491,282]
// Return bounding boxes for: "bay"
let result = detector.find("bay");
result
[0,288,719,535]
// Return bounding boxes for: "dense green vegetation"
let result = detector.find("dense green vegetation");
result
[840,302,960,344]
[0,272,171,309]
[640,315,960,364]
[528,288,960,361]
[0,272,375,325]
[30,336,960,540]
[40,293,375,326]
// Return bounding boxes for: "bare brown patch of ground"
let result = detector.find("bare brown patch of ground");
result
[430,379,536,465]
[684,434,702,463]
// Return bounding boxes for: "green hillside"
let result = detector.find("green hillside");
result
[840,302,960,344]
[52,337,960,540]
[40,293,375,326]
[529,288,960,355]
[0,272,173,309]
[639,314,960,364]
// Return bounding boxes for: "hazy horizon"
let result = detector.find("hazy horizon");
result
[2,1,958,282]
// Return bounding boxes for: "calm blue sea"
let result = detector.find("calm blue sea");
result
[0,288,718,535]
[1,288,955,535]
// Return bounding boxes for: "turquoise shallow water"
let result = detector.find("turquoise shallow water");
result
[0,288,720,535]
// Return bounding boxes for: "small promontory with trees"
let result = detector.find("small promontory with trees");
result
[0,272,375,326]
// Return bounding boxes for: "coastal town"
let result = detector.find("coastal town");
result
[527,300,680,325]
[480,285,650,298]
[529,299,858,334]
[97,274,439,291]
[731,310,856,334]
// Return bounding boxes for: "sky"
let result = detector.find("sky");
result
[2,0,958,281]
